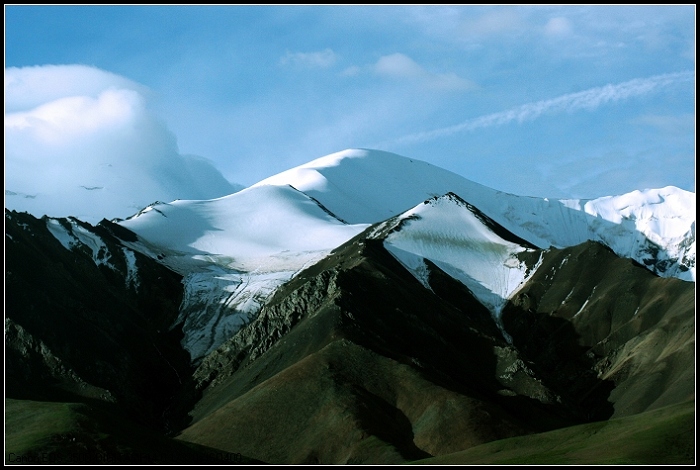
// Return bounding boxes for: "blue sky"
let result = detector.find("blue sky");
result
[4,5,696,213]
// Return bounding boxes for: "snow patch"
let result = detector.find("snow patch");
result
[46,219,75,251]
[123,248,139,291]
[46,218,114,269]
[574,299,590,318]
[562,288,575,305]
[573,286,597,318]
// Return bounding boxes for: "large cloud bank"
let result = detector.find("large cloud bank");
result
[5,65,240,223]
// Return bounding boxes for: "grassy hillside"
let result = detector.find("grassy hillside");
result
[5,398,261,465]
[410,399,695,465]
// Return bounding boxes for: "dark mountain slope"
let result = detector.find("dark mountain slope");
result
[5,210,189,431]
[5,398,259,465]
[503,241,695,419]
[176,224,694,464]
[5,210,269,464]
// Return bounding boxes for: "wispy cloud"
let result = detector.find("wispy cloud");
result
[366,53,475,91]
[633,113,695,135]
[388,71,695,145]
[461,9,523,37]
[279,48,337,68]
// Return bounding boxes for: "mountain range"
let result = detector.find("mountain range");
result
[5,149,695,464]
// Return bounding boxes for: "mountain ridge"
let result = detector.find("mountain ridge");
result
[251,149,694,281]
[115,148,694,360]
[5,148,695,465]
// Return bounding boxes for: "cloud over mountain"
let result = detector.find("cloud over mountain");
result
[5,65,240,223]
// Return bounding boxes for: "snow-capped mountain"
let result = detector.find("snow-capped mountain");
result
[6,148,695,465]
[119,184,369,359]
[116,148,694,360]
[255,149,695,281]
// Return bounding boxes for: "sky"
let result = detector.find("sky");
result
[4,5,696,221]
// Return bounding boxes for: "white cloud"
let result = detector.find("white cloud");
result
[4,64,146,113]
[389,70,695,145]
[544,17,573,37]
[340,65,362,77]
[6,89,142,144]
[461,9,523,37]
[5,65,239,223]
[374,53,425,78]
[279,48,337,68]
[372,53,475,91]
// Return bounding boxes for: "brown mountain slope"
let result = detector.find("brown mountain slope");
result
[503,241,695,419]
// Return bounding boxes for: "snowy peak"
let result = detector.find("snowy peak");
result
[370,193,542,334]
[440,193,539,250]
[254,148,695,282]
[253,148,491,225]
[560,186,695,281]
[574,186,694,240]
[120,183,366,274]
